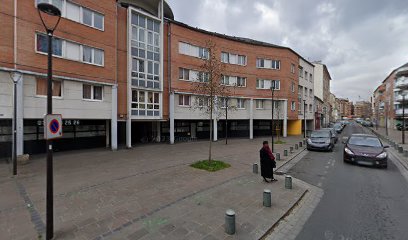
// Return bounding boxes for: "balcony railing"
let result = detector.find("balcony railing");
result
[395,108,408,115]
[395,76,408,88]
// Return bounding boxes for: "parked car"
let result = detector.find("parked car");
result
[333,123,343,133]
[322,128,338,143]
[396,123,408,131]
[343,134,389,168]
[307,130,335,152]
[361,120,373,127]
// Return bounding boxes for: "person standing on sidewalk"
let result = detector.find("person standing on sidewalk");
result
[260,141,277,182]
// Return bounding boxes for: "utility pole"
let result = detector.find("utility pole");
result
[271,82,275,153]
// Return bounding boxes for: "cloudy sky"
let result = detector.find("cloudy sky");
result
[168,0,408,102]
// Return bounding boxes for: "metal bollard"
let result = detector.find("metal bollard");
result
[284,149,288,156]
[263,189,271,207]
[285,175,292,189]
[253,163,258,174]
[295,144,298,150]
[290,147,294,153]
[394,144,399,150]
[398,146,404,153]
[299,141,303,147]
[404,150,408,157]
[276,153,280,161]
[303,140,306,145]
[225,209,236,235]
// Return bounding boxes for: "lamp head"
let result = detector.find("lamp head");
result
[37,3,61,16]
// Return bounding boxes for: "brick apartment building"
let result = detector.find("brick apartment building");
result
[372,62,407,129]
[0,0,321,157]
[354,101,372,119]
[338,98,353,118]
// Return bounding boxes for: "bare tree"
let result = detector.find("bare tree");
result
[191,40,232,162]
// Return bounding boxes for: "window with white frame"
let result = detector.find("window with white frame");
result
[36,33,104,66]
[36,0,104,30]
[291,63,295,74]
[179,68,189,80]
[198,72,209,82]
[305,71,308,81]
[237,98,245,109]
[178,95,191,106]
[179,42,209,59]
[256,79,280,90]
[221,75,236,86]
[220,98,227,108]
[131,90,160,116]
[237,77,246,87]
[131,11,160,90]
[220,51,246,66]
[256,58,280,69]
[309,73,313,82]
[197,96,209,107]
[36,77,62,97]
[291,82,295,92]
[256,99,264,109]
[83,84,103,100]
[291,101,296,111]
[309,104,313,112]
[299,67,303,77]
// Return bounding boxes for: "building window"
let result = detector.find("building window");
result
[256,58,280,69]
[37,0,104,30]
[310,89,313,98]
[83,84,103,100]
[237,77,246,87]
[131,11,160,90]
[309,104,313,112]
[299,67,303,78]
[305,71,308,81]
[291,63,295,74]
[197,97,209,107]
[36,77,62,97]
[305,87,308,97]
[178,95,191,106]
[179,42,209,59]
[36,33,104,66]
[131,90,160,116]
[237,99,245,109]
[291,101,296,111]
[309,73,313,82]
[256,100,264,109]
[221,51,246,66]
[179,68,189,80]
[291,82,295,92]
[256,79,280,90]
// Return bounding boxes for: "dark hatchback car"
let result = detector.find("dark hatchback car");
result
[343,134,389,168]
[307,130,334,152]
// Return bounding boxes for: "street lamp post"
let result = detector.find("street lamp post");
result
[37,3,61,240]
[385,101,389,136]
[303,99,306,138]
[10,72,21,175]
[225,98,228,145]
[271,82,276,153]
[402,93,406,144]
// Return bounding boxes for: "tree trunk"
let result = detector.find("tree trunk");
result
[209,97,213,162]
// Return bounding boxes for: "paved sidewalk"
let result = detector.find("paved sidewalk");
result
[0,136,308,240]
[372,127,408,149]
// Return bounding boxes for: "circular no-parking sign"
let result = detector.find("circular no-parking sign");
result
[49,119,60,134]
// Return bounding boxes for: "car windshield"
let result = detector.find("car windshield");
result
[311,131,330,138]
[348,136,382,147]
[334,124,342,128]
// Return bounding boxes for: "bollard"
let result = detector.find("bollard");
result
[285,175,292,189]
[295,144,298,150]
[404,150,408,157]
[290,147,294,153]
[276,153,280,161]
[394,144,399,150]
[284,149,288,156]
[263,189,271,207]
[303,140,306,145]
[253,163,258,174]
[299,141,303,147]
[225,209,236,235]
[398,146,404,153]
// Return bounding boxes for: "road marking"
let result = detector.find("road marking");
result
[317,182,322,187]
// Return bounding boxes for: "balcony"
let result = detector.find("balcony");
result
[396,108,408,115]
[395,76,408,88]
[394,91,408,102]
[396,67,408,77]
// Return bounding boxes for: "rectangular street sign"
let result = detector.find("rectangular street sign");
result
[44,114,63,140]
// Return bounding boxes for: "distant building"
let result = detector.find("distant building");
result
[338,98,353,118]
[354,101,372,119]
[313,62,332,127]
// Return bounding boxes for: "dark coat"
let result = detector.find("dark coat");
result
[260,147,276,178]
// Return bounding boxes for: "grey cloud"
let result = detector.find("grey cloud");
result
[167,0,408,101]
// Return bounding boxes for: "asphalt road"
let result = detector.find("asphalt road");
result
[290,123,408,240]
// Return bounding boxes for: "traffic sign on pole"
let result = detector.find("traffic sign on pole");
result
[44,114,63,140]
